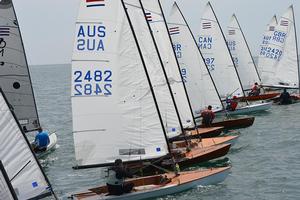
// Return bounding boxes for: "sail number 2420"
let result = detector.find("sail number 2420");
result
[73,70,112,96]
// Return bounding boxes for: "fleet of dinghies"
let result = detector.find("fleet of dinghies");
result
[1,0,300,199]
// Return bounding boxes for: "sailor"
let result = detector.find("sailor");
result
[279,89,292,105]
[249,82,261,96]
[200,105,215,127]
[106,159,134,195]
[32,127,50,153]
[226,96,238,111]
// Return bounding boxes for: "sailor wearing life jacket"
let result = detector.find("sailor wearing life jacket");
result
[200,105,215,127]
[106,159,134,195]
[249,82,261,96]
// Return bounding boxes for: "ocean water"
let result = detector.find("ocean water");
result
[30,64,300,200]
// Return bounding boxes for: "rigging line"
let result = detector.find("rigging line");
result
[10,160,31,182]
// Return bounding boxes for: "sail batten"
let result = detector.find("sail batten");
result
[72,0,169,168]
[0,0,40,133]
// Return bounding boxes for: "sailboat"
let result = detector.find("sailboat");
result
[139,0,230,139]
[0,89,56,199]
[0,160,18,200]
[226,14,280,101]
[70,0,230,199]
[139,0,239,146]
[196,2,272,115]
[257,5,300,101]
[0,0,57,155]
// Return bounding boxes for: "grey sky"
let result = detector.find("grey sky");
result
[13,0,300,65]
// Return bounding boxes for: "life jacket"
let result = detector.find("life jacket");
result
[106,169,124,186]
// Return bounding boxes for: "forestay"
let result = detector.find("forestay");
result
[258,6,299,89]
[0,90,52,199]
[123,0,182,137]
[168,3,223,116]
[196,2,244,99]
[0,0,40,132]
[226,14,261,91]
[72,0,169,168]
[140,0,194,128]
[0,161,17,200]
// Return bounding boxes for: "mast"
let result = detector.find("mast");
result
[121,0,172,154]
[233,14,262,83]
[138,0,186,137]
[175,2,225,110]
[11,1,40,131]
[291,5,300,93]
[0,88,57,199]
[156,0,198,129]
[208,2,246,98]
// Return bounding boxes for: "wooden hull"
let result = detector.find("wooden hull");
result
[70,167,231,200]
[170,127,224,141]
[238,92,280,101]
[199,116,255,130]
[162,144,231,168]
[173,135,239,149]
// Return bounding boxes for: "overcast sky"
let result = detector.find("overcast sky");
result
[13,0,300,65]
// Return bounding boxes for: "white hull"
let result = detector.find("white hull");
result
[34,133,57,158]
[73,168,230,200]
[218,102,272,116]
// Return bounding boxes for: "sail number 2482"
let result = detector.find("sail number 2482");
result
[73,70,112,96]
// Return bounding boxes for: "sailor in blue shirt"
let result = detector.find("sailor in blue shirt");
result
[33,128,50,153]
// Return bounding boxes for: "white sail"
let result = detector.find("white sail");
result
[197,2,244,99]
[140,0,194,128]
[258,6,299,88]
[123,0,182,137]
[168,3,223,116]
[0,161,16,200]
[0,90,52,199]
[72,0,169,167]
[0,0,39,132]
[226,14,261,91]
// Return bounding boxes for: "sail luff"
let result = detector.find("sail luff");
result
[121,0,171,154]
[234,14,262,83]
[137,0,185,136]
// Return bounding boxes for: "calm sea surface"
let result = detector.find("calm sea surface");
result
[30,64,300,200]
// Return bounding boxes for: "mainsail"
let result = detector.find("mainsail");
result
[226,14,261,91]
[258,6,299,89]
[168,2,223,116]
[0,89,53,199]
[123,0,182,137]
[197,2,244,99]
[72,0,169,168]
[0,0,40,132]
[0,161,17,200]
[140,0,195,128]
